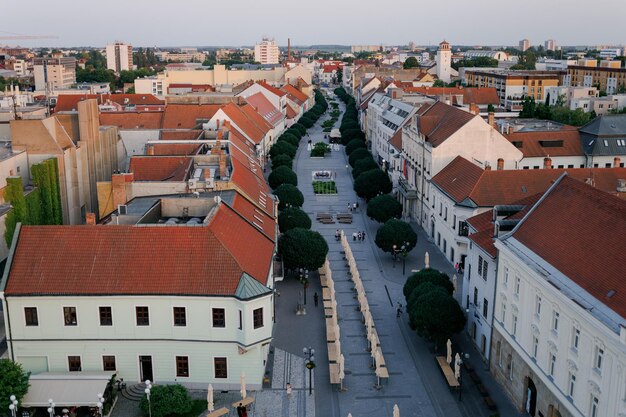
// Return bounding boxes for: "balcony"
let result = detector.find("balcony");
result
[398,177,418,199]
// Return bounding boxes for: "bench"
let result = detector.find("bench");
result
[320,218,336,224]
[329,363,341,384]
[206,407,229,417]
[338,218,352,224]
[231,397,254,408]
[316,212,332,220]
[376,366,389,378]
[435,356,460,388]
[322,288,331,301]
[327,342,339,363]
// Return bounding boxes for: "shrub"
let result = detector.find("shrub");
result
[0,359,30,413]
[278,207,312,232]
[312,181,337,194]
[341,128,365,145]
[367,194,402,223]
[139,385,192,417]
[271,154,293,170]
[269,141,297,160]
[310,142,330,158]
[349,148,373,167]
[374,219,417,253]
[274,184,304,209]
[345,139,367,155]
[352,158,379,179]
[268,166,298,189]
[286,127,303,139]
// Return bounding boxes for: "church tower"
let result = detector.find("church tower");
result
[436,40,452,83]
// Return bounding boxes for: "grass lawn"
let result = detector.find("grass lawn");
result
[313,181,337,194]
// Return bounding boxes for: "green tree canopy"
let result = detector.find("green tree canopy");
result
[0,359,30,413]
[274,184,304,210]
[291,123,307,136]
[403,268,453,299]
[348,148,373,167]
[278,227,329,270]
[345,139,367,155]
[271,154,293,170]
[341,128,365,145]
[299,117,315,128]
[407,283,448,329]
[354,169,392,200]
[268,166,298,189]
[403,57,419,69]
[352,158,379,179]
[366,194,402,223]
[374,219,417,254]
[269,141,297,160]
[432,80,445,87]
[278,133,300,147]
[451,56,498,71]
[278,207,312,233]
[139,384,192,417]
[409,289,466,347]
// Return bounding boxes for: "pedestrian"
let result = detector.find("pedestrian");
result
[455,262,459,273]
[314,292,319,307]
[353,202,357,211]
[286,383,292,397]
[357,231,362,241]
[356,201,359,209]
[361,231,366,241]
[352,232,357,241]
[236,403,244,417]
[397,305,402,317]
[335,229,340,241]
[241,406,248,417]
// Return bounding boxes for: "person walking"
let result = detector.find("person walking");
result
[352,232,357,241]
[335,229,340,241]
[361,231,366,241]
[237,403,244,417]
[353,202,357,211]
[314,292,319,307]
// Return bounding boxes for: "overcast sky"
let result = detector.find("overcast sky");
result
[2,0,625,48]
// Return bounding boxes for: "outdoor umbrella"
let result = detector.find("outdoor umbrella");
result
[446,339,453,365]
[455,353,461,379]
[339,353,345,380]
[425,251,430,269]
[393,404,400,417]
[240,373,247,399]
[375,348,383,369]
[334,321,341,342]
[207,384,214,412]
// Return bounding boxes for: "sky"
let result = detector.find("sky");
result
[2,0,625,48]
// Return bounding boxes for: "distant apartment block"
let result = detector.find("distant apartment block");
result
[564,59,626,94]
[544,39,557,51]
[519,39,531,52]
[254,38,280,65]
[351,45,380,53]
[33,57,77,91]
[599,47,622,59]
[106,42,133,73]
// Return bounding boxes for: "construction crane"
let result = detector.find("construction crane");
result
[0,31,58,41]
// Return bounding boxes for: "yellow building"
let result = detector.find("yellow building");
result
[565,59,626,94]
[465,70,562,110]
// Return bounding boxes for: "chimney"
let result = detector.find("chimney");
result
[146,144,154,155]
[469,103,479,115]
[497,158,504,170]
[85,212,96,225]
[488,111,495,127]
[543,157,552,169]
[614,157,621,167]
[288,38,292,61]
[219,154,227,178]
[485,164,492,171]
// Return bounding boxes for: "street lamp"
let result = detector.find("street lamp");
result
[96,393,104,417]
[9,395,18,417]
[144,380,152,417]
[299,268,309,305]
[399,241,409,275]
[47,399,55,417]
[303,347,316,396]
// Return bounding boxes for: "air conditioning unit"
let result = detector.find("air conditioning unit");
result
[118,205,128,215]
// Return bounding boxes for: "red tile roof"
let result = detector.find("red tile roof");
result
[99,112,164,129]
[129,156,193,181]
[230,192,276,241]
[221,103,268,145]
[55,94,164,112]
[389,128,403,150]
[162,104,221,129]
[258,81,287,97]
[245,92,283,127]
[511,176,626,319]
[282,84,308,103]
[415,101,476,147]
[432,156,626,207]
[151,143,203,156]
[504,128,584,158]
[286,104,298,119]
[402,87,500,106]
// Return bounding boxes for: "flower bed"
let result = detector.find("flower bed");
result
[313,181,337,194]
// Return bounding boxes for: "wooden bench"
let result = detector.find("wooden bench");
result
[336,213,353,224]
[231,397,254,408]
[327,342,339,363]
[329,363,341,384]
[435,356,460,388]
[376,366,389,378]
[206,407,229,417]
[320,218,336,224]
[322,288,331,301]
[316,212,332,220]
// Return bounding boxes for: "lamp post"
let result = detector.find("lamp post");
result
[392,244,397,267]
[303,347,316,396]
[96,393,104,417]
[400,241,409,275]
[299,268,309,305]
[144,380,152,417]
[9,395,18,417]
[47,399,55,417]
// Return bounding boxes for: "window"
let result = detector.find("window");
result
[443,240,447,253]
[458,221,469,236]
[477,256,483,277]
[481,258,488,280]
[452,215,457,229]
[439,202,442,216]
[590,395,599,417]
[532,336,539,359]
[212,308,225,328]
[549,353,556,377]
[473,287,478,305]
[444,206,448,221]
[501,302,506,322]
[512,313,518,337]
[568,372,576,397]
[503,267,509,286]
[68,356,81,372]
[63,307,77,326]
[594,346,604,372]
[572,328,580,350]
[483,299,488,318]
[99,306,112,326]
[24,307,38,326]
[253,308,264,329]
[176,356,189,377]
[535,295,542,318]
[173,307,186,327]
[238,310,243,330]
[214,357,227,378]
[515,277,520,295]
[102,356,116,371]
[136,306,149,326]
[552,311,559,332]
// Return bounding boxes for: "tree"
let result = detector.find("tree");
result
[139,384,192,417]
[409,289,466,347]
[451,56,498,71]
[278,207,312,232]
[292,123,307,136]
[366,194,402,223]
[4,177,27,246]
[352,158,379,179]
[403,268,453,299]
[354,169,392,200]
[403,57,419,69]
[0,359,30,413]
[268,166,298,189]
[433,80,446,87]
[299,116,315,128]
[341,128,365,145]
[271,154,293,170]
[278,133,300,147]
[374,219,417,254]
[487,104,495,112]
[348,148,373,167]
[345,139,367,155]
[269,141,297,160]
[274,184,304,210]
[278,228,329,270]
[337,68,343,83]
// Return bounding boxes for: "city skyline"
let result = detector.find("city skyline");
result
[2,0,625,48]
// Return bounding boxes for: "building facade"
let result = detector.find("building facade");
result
[435,41,452,83]
[106,42,133,73]
[565,61,626,94]
[33,57,77,91]
[254,38,280,65]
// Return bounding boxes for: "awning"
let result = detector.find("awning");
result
[22,372,115,407]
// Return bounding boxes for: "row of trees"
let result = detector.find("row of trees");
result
[519,96,595,126]
[273,90,330,272]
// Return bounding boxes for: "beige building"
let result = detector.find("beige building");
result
[254,38,280,65]
[33,57,77,91]
[565,59,626,94]
[106,42,133,73]
[519,39,531,52]
[10,100,124,224]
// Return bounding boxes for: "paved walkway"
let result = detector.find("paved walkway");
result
[271,91,523,417]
